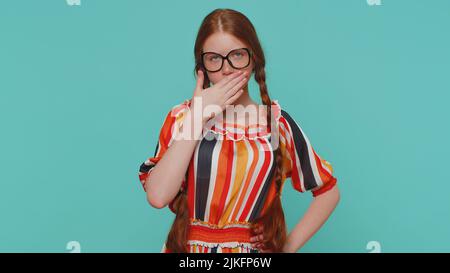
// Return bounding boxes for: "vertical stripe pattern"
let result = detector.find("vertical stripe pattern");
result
[139,99,337,253]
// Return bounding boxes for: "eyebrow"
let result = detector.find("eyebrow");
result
[202,48,244,55]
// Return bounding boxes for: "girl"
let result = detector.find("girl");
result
[138,8,340,253]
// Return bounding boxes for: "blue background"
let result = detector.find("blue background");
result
[1,0,449,252]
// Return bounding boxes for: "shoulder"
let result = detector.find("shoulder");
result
[275,101,298,132]
[276,103,309,143]
[159,98,192,125]
[169,98,191,117]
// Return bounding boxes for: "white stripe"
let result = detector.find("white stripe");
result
[321,159,332,174]
[190,220,252,229]
[192,136,200,219]
[187,240,254,250]
[284,120,306,192]
[245,138,274,221]
[293,120,324,188]
[279,122,292,148]
[227,139,253,222]
[222,141,238,219]
[235,139,265,220]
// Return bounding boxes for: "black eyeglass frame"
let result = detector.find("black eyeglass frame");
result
[200,47,252,72]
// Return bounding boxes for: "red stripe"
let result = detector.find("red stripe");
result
[187,224,252,243]
[239,138,271,221]
[313,149,332,178]
[214,140,234,223]
[281,118,304,193]
[311,149,337,197]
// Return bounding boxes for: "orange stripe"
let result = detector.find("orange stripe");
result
[239,138,272,220]
[312,148,333,182]
[208,140,229,223]
[215,140,235,223]
[231,140,259,220]
[219,140,248,226]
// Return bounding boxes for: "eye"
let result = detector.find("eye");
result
[232,52,243,58]
[208,55,220,62]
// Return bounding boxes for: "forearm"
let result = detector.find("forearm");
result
[146,110,207,208]
[282,185,340,253]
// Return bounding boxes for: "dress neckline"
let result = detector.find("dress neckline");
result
[180,99,282,141]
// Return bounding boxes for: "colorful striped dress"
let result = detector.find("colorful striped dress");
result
[138,99,337,253]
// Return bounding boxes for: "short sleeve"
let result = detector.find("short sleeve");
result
[278,110,337,197]
[138,100,190,212]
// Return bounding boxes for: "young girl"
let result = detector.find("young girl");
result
[138,8,340,253]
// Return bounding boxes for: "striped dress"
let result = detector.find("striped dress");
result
[138,99,337,253]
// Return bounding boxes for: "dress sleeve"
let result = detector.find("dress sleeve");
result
[138,100,190,212]
[278,110,337,197]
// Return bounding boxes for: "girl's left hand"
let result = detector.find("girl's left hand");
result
[250,225,273,253]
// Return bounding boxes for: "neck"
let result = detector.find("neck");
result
[231,85,257,107]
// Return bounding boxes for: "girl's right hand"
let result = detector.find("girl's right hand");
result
[191,69,249,123]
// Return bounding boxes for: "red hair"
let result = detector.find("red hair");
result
[166,8,287,253]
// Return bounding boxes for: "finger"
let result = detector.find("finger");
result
[253,225,264,234]
[194,70,204,95]
[250,233,264,243]
[222,72,247,92]
[252,223,262,231]
[224,89,244,105]
[215,71,243,88]
[224,76,248,99]
[258,244,273,253]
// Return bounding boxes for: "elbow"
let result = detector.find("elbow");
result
[146,192,167,209]
[314,183,340,204]
[330,185,340,206]
[144,178,167,209]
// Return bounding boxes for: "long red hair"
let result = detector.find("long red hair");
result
[166,8,287,253]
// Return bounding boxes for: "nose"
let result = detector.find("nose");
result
[221,59,235,75]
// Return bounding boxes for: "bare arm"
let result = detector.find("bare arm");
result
[145,109,207,209]
[145,70,249,209]
[282,185,340,253]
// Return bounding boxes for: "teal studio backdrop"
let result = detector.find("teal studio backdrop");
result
[1,0,449,253]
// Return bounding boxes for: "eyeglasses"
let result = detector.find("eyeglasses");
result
[201,48,252,72]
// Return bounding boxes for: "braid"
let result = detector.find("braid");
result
[166,66,209,253]
[165,177,190,252]
[252,66,287,252]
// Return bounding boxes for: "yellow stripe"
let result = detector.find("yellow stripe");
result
[219,140,248,226]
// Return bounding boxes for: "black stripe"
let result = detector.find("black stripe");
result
[249,141,277,221]
[281,110,318,190]
[139,162,154,173]
[195,132,217,221]
[153,141,159,157]
[139,140,159,173]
